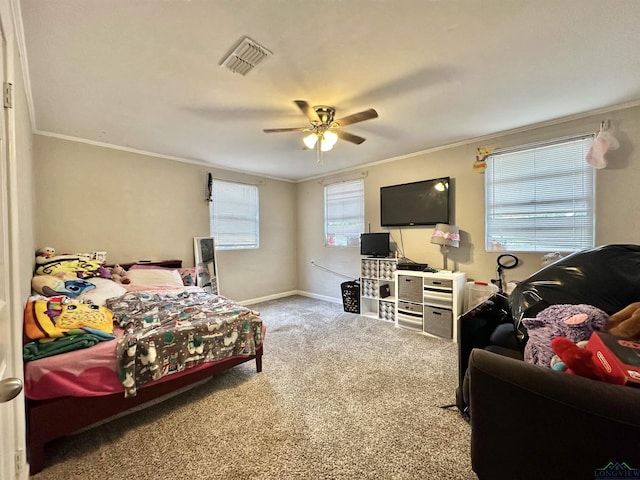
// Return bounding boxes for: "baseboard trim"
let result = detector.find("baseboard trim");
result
[296,290,342,304]
[238,290,342,306]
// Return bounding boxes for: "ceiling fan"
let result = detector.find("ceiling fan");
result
[263,100,378,163]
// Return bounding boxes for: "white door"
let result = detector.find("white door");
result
[0,11,20,478]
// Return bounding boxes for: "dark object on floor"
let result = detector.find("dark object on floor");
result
[341,280,360,313]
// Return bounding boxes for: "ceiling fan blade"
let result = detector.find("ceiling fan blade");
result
[294,100,321,124]
[334,108,378,127]
[263,127,308,133]
[335,130,366,145]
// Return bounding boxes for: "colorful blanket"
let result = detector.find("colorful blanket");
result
[34,256,110,279]
[23,333,107,361]
[106,290,263,397]
[23,296,115,341]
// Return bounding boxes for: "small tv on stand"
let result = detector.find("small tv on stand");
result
[360,233,390,258]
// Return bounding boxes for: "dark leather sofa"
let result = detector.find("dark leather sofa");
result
[457,244,640,480]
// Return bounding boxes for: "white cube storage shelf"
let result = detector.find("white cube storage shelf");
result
[359,257,467,342]
[359,257,397,322]
[395,270,467,342]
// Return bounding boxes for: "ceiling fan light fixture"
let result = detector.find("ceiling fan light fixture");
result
[264,100,377,163]
[322,130,338,148]
[303,133,318,149]
[320,140,333,152]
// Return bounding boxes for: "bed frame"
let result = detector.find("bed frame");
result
[25,259,264,474]
[26,349,263,474]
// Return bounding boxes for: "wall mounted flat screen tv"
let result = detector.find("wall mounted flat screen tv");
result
[380,177,450,227]
[360,232,390,258]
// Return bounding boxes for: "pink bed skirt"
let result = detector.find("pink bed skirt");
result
[24,325,265,400]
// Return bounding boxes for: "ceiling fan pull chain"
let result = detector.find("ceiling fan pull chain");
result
[316,138,323,164]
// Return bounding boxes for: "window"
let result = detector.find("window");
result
[209,179,259,249]
[324,179,364,246]
[485,135,595,252]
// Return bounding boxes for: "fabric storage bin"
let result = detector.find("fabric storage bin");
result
[398,275,423,303]
[424,306,453,339]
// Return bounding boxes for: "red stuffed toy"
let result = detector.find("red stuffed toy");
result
[550,337,608,382]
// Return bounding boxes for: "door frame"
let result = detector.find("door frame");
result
[0,0,28,477]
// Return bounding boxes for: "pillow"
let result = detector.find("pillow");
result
[128,264,174,270]
[127,268,184,288]
[178,267,196,286]
[79,277,127,306]
[31,274,96,297]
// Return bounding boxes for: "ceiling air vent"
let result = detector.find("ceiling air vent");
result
[220,36,272,76]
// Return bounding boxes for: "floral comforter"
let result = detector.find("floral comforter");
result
[106,290,262,397]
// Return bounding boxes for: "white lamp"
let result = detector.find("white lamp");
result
[430,223,460,271]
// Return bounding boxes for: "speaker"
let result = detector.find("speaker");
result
[380,284,391,298]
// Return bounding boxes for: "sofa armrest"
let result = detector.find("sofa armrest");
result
[468,348,640,480]
[457,293,515,401]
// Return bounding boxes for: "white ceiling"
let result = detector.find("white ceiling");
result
[18,0,640,182]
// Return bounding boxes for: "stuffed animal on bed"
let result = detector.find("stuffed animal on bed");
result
[110,264,131,284]
[35,246,56,263]
[523,304,609,367]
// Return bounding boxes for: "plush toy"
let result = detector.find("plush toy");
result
[110,264,131,284]
[550,337,607,381]
[550,339,586,371]
[604,302,640,339]
[551,336,629,385]
[523,304,609,367]
[35,247,56,264]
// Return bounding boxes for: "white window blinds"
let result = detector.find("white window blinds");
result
[324,179,365,246]
[209,179,259,249]
[485,135,595,252]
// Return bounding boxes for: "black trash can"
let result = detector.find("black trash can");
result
[340,280,360,313]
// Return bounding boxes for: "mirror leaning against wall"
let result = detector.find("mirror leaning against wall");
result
[194,237,219,295]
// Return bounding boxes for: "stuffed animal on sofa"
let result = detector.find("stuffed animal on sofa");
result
[550,337,608,381]
[604,301,640,339]
[110,264,131,284]
[523,304,609,367]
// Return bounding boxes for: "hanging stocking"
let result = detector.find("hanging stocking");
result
[586,127,619,169]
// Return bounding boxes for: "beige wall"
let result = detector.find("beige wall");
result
[297,104,640,301]
[33,105,640,305]
[33,136,298,303]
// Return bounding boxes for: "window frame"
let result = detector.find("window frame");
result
[324,179,365,247]
[484,134,596,253]
[209,179,259,250]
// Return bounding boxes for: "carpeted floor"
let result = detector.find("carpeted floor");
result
[31,295,477,479]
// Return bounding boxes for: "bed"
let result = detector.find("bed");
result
[23,259,264,474]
